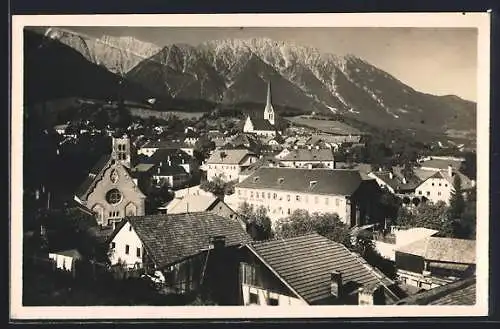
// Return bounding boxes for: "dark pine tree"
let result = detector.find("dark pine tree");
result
[448,174,466,222]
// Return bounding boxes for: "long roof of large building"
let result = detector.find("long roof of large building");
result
[112,212,251,268]
[236,167,363,196]
[246,233,398,304]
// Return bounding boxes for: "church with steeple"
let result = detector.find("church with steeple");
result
[243,81,279,137]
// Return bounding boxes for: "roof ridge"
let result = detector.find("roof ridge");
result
[251,232,322,246]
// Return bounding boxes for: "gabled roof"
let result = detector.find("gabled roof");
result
[281,148,335,162]
[419,158,463,171]
[396,237,476,264]
[369,171,421,192]
[248,116,276,131]
[140,139,187,149]
[75,154,113,200]
[395,276,476,305]
[149,148,192,163]
[153,164,188,177]
[246,233,397,304]
[133,163,155,173]
[114,212,251,268]
[206,149,257,165]
[308,134,361,145]
[76,154,146,200]
[236,167,362,196]
[239,157,282,176]
[166,194,219,214]
[65,199,96,217]
[420,170,475,190]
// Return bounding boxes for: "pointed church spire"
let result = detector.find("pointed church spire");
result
[264,80,275,126]
[266,80,272,108]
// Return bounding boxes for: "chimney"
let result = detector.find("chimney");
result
[294,145,298,150]
[448,165,453,177]
[358,284,385,305]
[330,270,342,298]
[307,163,313,169]
[378,167,382,172]
[389,172,393,180]
[307,145,312,150]
[316,145,320,150]
[402,177,407,184]
[211,235,226,249]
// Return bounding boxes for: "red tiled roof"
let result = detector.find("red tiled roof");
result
[247,233,396,304]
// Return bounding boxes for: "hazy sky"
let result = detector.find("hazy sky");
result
[65,26,478,102]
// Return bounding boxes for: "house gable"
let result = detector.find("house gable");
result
[78,156,146,226]
[109,220,144,268]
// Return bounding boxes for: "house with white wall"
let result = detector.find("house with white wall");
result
[414,166,475,205]
[107,212,251,303]
[205,149,259,182]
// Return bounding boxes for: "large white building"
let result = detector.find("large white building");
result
[414,166,475,205]
[232,167,381,227]
[205,149,259,182]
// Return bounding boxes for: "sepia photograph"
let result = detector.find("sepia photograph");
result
[10,13,490,320]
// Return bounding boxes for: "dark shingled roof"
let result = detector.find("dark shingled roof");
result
[118,212,252,268]
[395,276,476,305]
[249,116,276,131]
[281,148,335,162]
[153,164,188,177]
[206,149,256,165]
[370,171,422,192]
[75,154,112,199]
[236,167,362,196]
[247,233,396,304]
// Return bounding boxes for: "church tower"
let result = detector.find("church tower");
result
[111,135,132,169]
[263,80,275,126]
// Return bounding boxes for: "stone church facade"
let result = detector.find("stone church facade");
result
[74,136,145,227]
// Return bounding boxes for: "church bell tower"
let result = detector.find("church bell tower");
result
[263,80,275,126]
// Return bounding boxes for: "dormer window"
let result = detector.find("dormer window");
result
[253,176,260,183]
[309,180,318,188]
[278,177,284,184]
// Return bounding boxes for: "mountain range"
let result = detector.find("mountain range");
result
[25,27,476,136]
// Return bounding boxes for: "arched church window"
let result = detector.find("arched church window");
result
[110,169,119,183]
